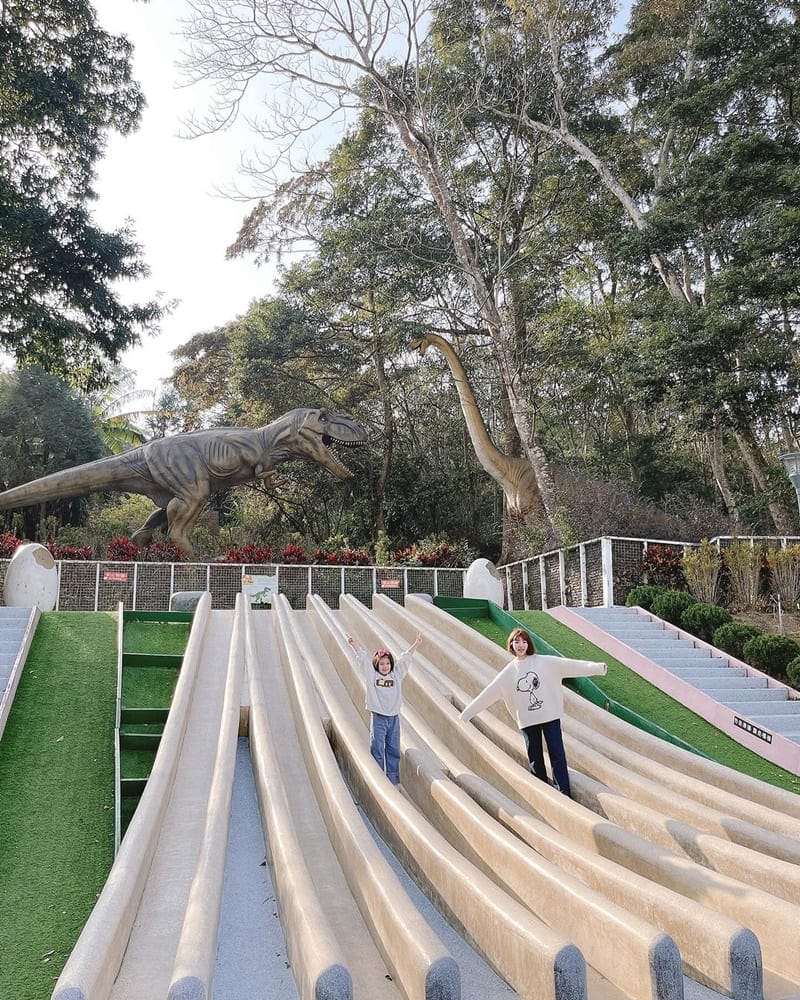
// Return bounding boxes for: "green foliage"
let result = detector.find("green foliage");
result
[83,495,159,550]
[374,529,392,566]
[713,622,763,661]
[742,633,800,678]
[0,367,106,535]
[786,657,800,689]
[0,1,162,387]
[650,589,697,626]
[625,584,668,610]
[680,603,732,644]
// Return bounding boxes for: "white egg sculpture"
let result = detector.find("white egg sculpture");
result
[463,558,504,606]
[4,542,59,611]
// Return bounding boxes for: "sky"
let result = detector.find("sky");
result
[92,0,276,394]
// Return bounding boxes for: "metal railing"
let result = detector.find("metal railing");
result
[499,535,800,611]
[0,559,466,612]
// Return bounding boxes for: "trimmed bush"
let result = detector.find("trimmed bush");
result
[713,622,762,661]
[786,657,800,688]
[625,584,668,611]
[650,589,696,626]
[742,633,800,677]
[680,603,732,644]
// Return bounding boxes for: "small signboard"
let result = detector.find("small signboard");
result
[103,571,128,583]
[242,573,278,605]
[381,579,401,589]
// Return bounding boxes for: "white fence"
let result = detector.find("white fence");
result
[0,559,466,612]
[499,535,800,611]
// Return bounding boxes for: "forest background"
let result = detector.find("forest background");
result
[1,0,799,566]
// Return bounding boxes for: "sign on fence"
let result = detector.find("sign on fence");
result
[242,574,278,605]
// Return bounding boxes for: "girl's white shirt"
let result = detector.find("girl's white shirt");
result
[459,653,606,729]
[355,649,414,715]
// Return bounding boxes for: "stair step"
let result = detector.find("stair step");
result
[660,664,749,677]
[700,684,784,698]
[724,700,800,716]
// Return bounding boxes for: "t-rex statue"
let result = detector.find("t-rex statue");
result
[0,408,367,556]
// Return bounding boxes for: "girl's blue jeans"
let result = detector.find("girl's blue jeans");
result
[370,712,401,784]
[522,718,571,796]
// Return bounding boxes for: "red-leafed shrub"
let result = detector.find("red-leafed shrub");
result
[392,539,461,567]
[46,542,94,560]
[217,542,274,564]
[106,536,141,561]
[313,548,372,566]
[630,544,686,590]
[0,532,23,558]
[281,542,308,564]
[141,540,188,563]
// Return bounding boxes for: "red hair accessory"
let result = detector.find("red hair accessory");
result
[374,648,391,657]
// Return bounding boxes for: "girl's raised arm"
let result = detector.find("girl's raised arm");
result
[404,632,423,656]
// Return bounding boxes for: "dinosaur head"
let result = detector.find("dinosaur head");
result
[286,408,367,479]
[410,335,433,357]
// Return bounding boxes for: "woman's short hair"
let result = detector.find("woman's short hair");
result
[372,647,395,671]
[506,627,535,655]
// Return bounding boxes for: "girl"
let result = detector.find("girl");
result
[458,627,606,797]
[345,631,423,785]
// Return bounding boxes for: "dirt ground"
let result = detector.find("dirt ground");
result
[735,607,800,643]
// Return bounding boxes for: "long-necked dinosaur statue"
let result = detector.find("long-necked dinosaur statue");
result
[0,408,366,556]
[412,333,549,548]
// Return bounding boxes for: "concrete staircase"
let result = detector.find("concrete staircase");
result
[570,605,800,743]
[0,606,40,739]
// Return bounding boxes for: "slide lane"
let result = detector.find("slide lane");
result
[52,594,241,1000]
[247,599,459,1000]
[339,593,800,1000]
[49,589,800,1000]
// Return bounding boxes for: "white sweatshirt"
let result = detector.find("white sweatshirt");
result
[459,654,607,729]
[356,649,414,715]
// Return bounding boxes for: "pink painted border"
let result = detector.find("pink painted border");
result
[549,605,800,776]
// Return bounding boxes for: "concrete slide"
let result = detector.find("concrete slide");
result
[50,592,800,1000]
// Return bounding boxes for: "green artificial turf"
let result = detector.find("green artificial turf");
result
[121,665,178,709]
[468,611,800,796]
[0,612,117,1000]
[123,620,190,655]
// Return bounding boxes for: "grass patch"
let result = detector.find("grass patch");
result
[120,747,157,780]
[468,611,800,796]
[123,620,190,656]
[121,666,178,709]
[0,612,117,1000]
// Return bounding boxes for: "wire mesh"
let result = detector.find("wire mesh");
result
[584,541,605,606]
[564,547,582,606]
[543,553,561,608]
[611,538,647,605]
[507,562,524,610]
[526,559,543,610]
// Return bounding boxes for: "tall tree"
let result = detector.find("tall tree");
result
[0,0,162,389]
[183,0,567,546]
[514,0,800,530]
[0,366,105,535]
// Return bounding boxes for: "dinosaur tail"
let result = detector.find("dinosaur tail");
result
[0,454,130,509]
